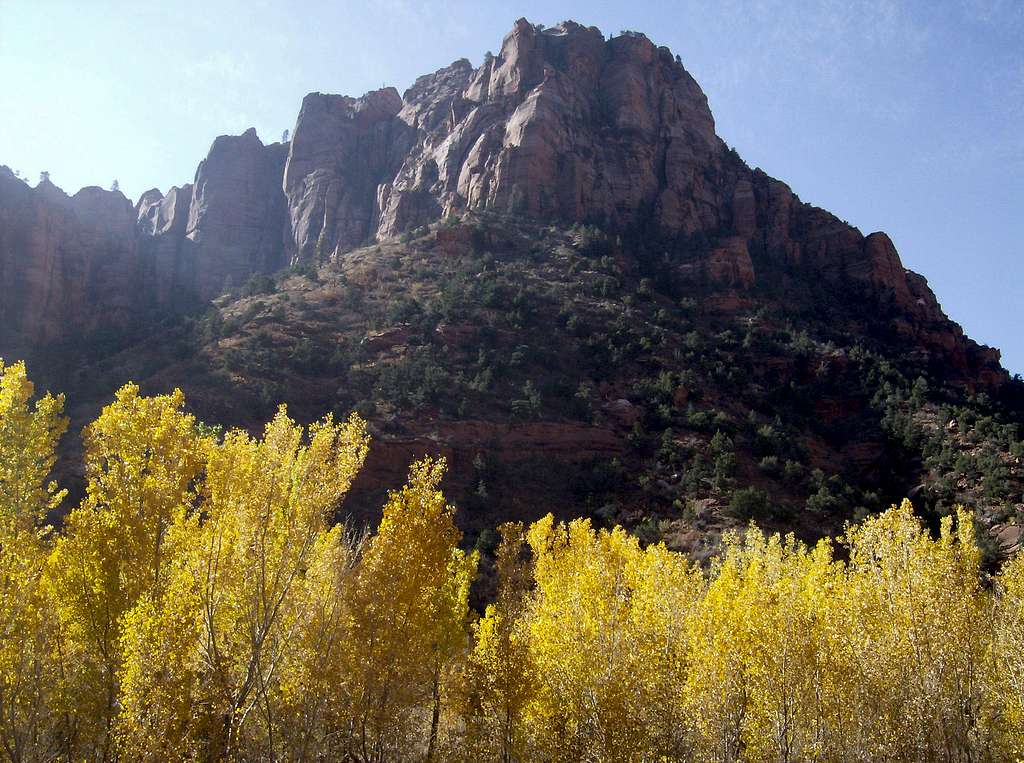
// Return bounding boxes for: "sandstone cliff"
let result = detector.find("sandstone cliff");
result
[0,18,1004,384]
[0,132,287,343]
[187,128,288,296]
[272,19,998,376]
[0,169,137,343]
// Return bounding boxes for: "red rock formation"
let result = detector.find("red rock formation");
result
[136,183,194,307]
[284,88,409,260]
[1,130,288,343]
[679,237,755,290]
[0,18,1008,388]
[369,21,721,241]
[280,17,975,379]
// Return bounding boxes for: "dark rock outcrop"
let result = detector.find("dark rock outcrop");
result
[1,131,288,343]
[188,128,289,296]
[136,183,193,308]
[0,168,138,342]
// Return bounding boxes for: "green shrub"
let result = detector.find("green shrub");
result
[242,272,276,297]
[726,487,769,521]
[570,224,612,258]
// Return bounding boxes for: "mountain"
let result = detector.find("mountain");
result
[0,128,288,345]
[1,19,1021,560]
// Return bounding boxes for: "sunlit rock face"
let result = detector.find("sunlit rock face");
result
[288,20,721,253]
[0,18,1005,384]
[280,20,953,335]
[284,87,410,261]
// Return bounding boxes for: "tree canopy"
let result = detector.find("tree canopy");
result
[1,358,1022,761]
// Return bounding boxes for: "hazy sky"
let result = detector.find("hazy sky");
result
[1,0,1022,373]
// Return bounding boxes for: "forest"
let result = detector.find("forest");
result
[2,357,1023,762]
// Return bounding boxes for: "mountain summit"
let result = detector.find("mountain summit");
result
[0,19,1002,379]
[0,19,1019,552]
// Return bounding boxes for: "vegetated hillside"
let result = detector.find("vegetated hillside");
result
[2,18,1021,565]
[35,209,1024,569]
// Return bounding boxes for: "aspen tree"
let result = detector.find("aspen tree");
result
[0,360,67,761]
[624,539,704,758]
[183,408,367,758]
[343,457,477,762]
[3,366,1023,761]
[0,360,67,532]
[831,501,992,761]
[523,516,702,761]
[115,406,369,760]
[47,384,204,759]
[115,520,205,761]
[685,531,838,762]
[991,552,1024,756]
[463,522,535,761]
[684,532,753,762]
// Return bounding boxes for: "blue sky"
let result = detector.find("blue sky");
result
[1,0,1021,373]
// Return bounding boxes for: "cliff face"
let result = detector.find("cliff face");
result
[284,88,411,260]
[136,183,194,308]
[0,18,1004,384]
[285,21,721,255]
[0,170,138,343]
[0,131,287,344]
[187,128,289,296]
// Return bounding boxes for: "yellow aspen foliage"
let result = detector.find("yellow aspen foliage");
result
[270,522,363,759]
[5,364,1024,762]
[523,515,703,761]
[992,552,1024,755]
[830,501,993,761]
[685,531,839,762]
[623,537,705,757]
[46,383,206,759]
[123,407,370,760]
[0,359,67,531]
[115,517,205,761]
[462,522,535,761]
[0,360,67,761]
[342,457,478,761]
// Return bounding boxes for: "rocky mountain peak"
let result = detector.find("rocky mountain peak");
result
[318,17,721,250]
[0,17,1007,390]
[1,18,1019,563]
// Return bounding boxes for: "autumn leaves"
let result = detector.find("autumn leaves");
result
[462,507,1024,761]
[0,364,474,760]
[2,358,1024,761]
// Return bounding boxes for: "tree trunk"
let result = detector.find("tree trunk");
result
[425,667,441,761]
